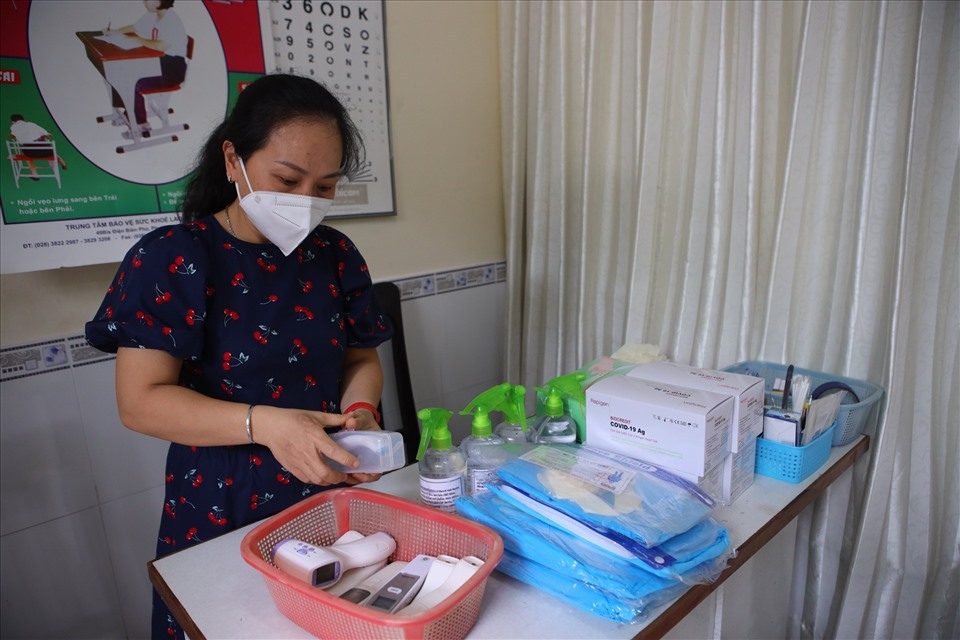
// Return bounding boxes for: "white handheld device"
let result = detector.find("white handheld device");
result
[398,556,484,616]
[272,531,396,588]
[338,561,407,605]
[322,530,388,595]
[363,554,434,614]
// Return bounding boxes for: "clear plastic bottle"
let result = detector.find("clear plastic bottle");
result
[528,387,578,444]
[416,408,466,512]
[459,406,505,497]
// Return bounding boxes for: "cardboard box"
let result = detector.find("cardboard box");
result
[585,375,733,476]
[665,436,756,504]
[722,436,757,502]
[669,460,725,501]
[627,361,764,453]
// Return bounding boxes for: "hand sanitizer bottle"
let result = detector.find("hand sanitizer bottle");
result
[528,386,578,444]
[416,408,466,513]
[458,405,505,497]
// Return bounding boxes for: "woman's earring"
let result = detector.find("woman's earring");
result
[227,175,234,183]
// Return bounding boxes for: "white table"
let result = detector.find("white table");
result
[150,436,868,639]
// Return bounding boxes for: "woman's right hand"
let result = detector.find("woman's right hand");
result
[115,347,369,486]
[251,405,362,486]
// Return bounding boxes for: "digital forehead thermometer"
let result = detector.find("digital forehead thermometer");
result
[363,554,434,614]
[272,531,396,588]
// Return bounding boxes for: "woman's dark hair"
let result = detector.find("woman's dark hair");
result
[179,74,365,222]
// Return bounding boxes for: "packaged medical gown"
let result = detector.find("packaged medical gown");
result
[494,444,717,548]
[455,486,731,621]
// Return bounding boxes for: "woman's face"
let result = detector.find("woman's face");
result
[225,117,343,201]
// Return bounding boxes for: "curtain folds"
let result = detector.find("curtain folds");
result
[499,1,959,638]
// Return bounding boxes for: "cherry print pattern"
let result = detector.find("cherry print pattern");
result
[85,219,393,617]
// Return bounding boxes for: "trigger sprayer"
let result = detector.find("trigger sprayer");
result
[530,373,586,444]
[499,384,530,444]
[416,408,466,513]
[462,383,531,444]
[543,372,588,415]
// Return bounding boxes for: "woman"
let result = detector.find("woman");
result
[85,73,392,639]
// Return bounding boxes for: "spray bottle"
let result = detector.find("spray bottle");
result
[534,372,588,442]
[462,383,530,444]
[458,395,506,497]
[416,408,466,512]
[496,384,531,444]
[529,378,584,444]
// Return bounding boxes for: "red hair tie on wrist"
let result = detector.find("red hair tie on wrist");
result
[344,401,381,425]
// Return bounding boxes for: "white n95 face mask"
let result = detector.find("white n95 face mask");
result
[235,157,334,256]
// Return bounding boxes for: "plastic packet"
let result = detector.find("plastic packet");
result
[456,488,731,589]
[495,549,687,623]
[495,444,716,548]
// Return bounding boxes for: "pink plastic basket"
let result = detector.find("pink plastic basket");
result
[241,487,503,640]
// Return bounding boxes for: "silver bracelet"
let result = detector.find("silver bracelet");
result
[245,404,256,444]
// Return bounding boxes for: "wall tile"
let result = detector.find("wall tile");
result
[0,507,125,639]
[0,349,98,536]
[74,359,169,504]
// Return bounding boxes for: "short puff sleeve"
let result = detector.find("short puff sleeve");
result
[321,227,393,348]
[85,224,211,359]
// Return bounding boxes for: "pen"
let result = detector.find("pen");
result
[781,364,794,411]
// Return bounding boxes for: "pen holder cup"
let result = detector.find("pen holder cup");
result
[241,487,504,640]
[722,361,884,447]
[754,424,836,483]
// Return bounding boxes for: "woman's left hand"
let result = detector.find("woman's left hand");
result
[343,406,381,432]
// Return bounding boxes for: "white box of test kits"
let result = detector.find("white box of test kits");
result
[626,361,764,453]
[585,375,733,476]
[668,460,725,501]
[663,435,756,504]
[722,435,756,502]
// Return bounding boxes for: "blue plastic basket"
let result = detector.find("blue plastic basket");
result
[722,361,884,446]
[754,424,835,483]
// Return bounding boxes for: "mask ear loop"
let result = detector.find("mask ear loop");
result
[236,156,255,199]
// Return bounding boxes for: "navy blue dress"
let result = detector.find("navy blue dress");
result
[85,217,393,638]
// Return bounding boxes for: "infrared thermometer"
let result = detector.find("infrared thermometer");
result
[272,531,396,588]
[363,554,434,614]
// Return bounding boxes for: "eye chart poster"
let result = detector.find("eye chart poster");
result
[0,0,393,274]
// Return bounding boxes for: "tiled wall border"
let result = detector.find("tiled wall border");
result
[392,261,507,301]
[0,334,113,383]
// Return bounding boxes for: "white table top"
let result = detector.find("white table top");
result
[150,437,868,639]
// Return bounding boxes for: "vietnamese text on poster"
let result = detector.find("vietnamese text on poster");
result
[0,0,394,274]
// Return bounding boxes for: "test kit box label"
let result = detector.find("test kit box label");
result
[584,375,734,476]
[626,361,764,453]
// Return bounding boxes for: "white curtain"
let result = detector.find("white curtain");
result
[499,1,958,638]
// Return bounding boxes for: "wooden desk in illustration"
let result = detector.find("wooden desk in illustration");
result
[76,30,187,153]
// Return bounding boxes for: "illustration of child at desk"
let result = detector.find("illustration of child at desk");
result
[76,0,193,154]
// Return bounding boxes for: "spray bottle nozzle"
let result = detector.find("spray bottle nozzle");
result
[416,408,454,460]
[536,386,566,417]
[506,385,528,431]
[461,382,523,434]
[545,372,588,401]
